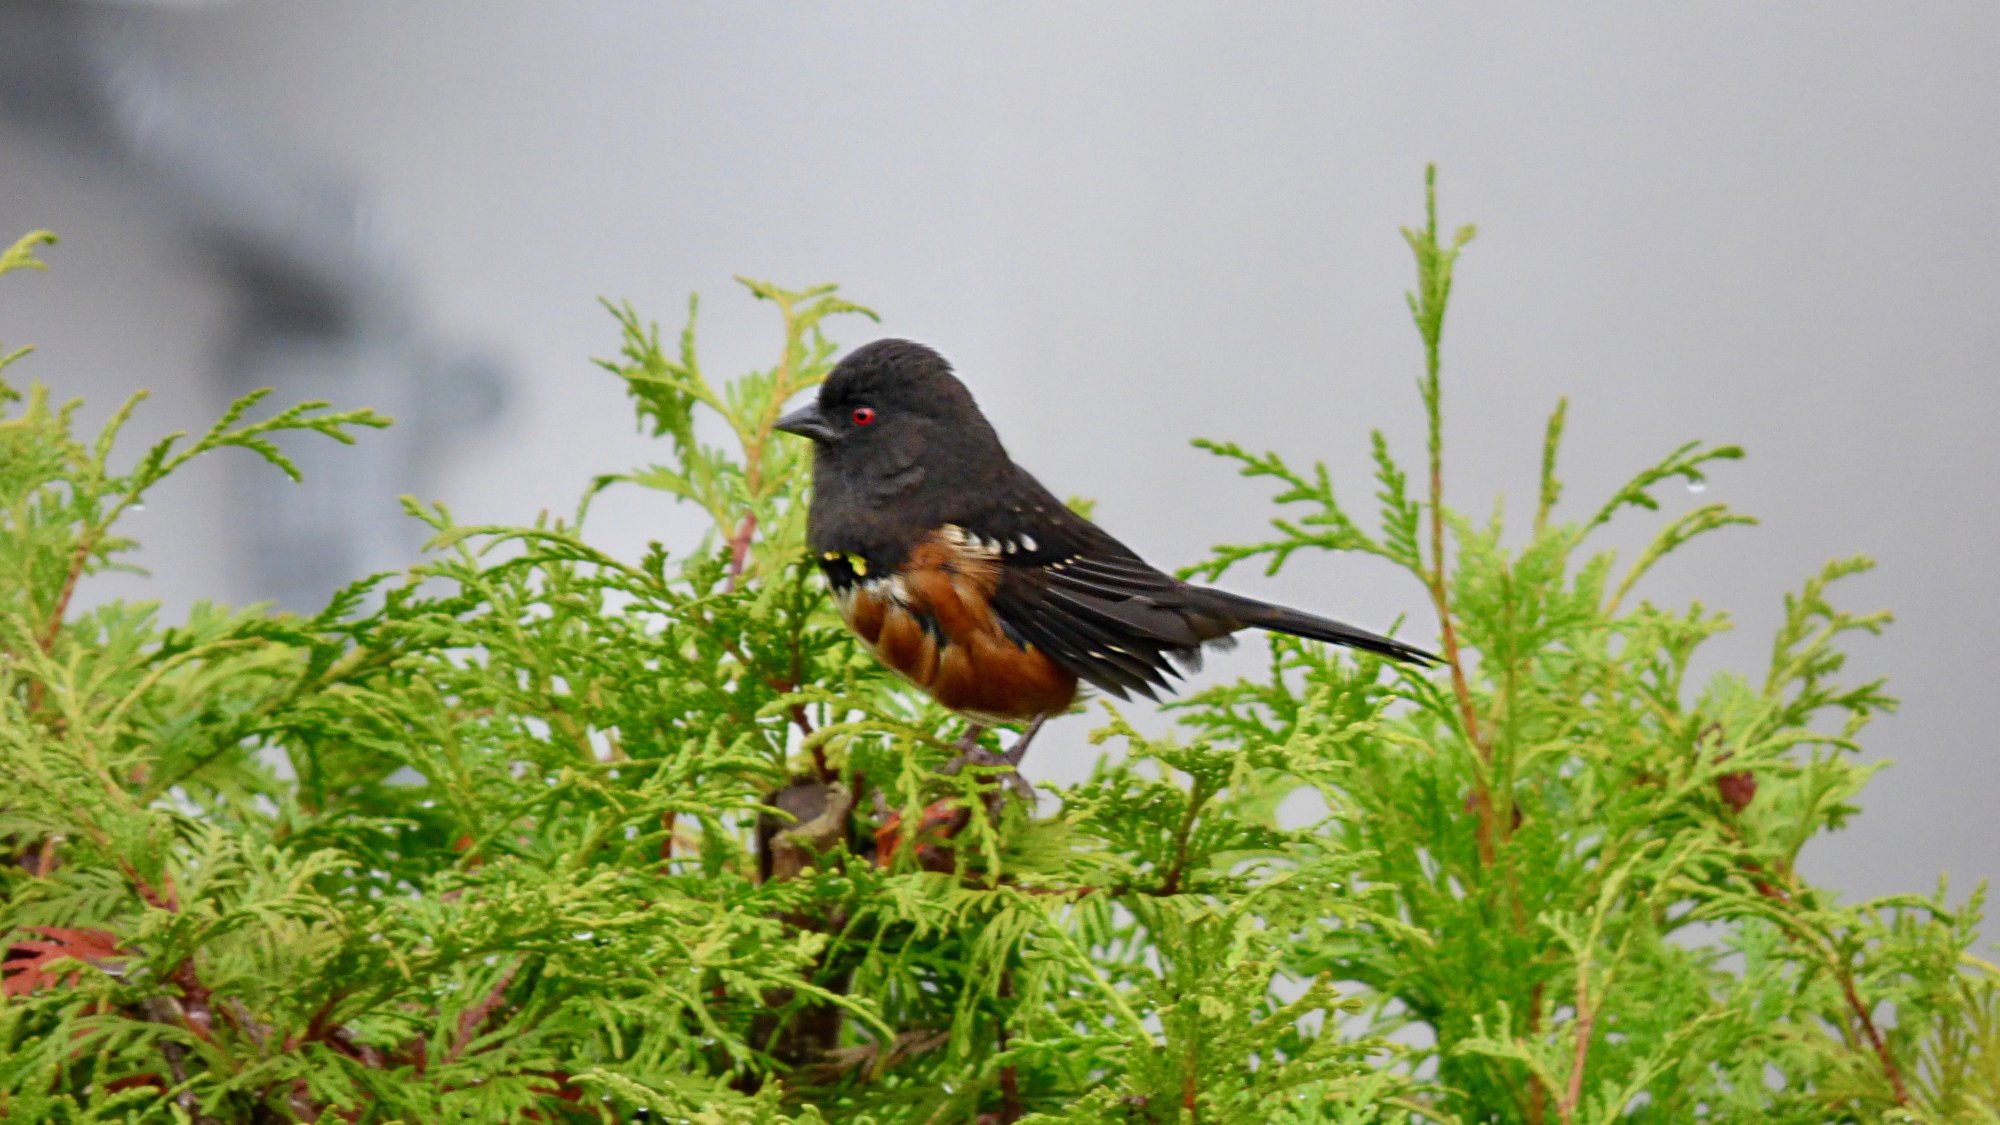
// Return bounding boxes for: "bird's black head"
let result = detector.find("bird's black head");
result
[775,339,1010,515]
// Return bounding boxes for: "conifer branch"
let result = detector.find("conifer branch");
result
[1,186,1975,1121]
[1403,166,1496,864]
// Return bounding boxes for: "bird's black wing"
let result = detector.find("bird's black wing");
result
[950,491,1237,701]
[952,480,1437,700]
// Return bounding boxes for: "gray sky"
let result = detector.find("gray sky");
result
[3,4,1994,934]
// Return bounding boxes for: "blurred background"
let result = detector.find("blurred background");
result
[2,3,1994,933]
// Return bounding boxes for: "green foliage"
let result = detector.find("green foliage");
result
[1,176,1993,1125]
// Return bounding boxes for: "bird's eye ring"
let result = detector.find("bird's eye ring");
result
[851,406,876,426]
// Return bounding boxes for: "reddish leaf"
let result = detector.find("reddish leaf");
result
[103,1072,167,1094]
[2,926,125,996]
[874,799,971,872]
[524,1069,606,1121]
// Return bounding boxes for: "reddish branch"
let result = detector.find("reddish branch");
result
[708,497,829,780]
[25,532,97,713]
[1424,461,1495,865]
[1837,966,1909,1105]
[1157,785,1210,896]
[36,835,59,874]
[140,997,215,1125]
[449,957,525,1065]
[38,535,94,656]
[710,627,820,745]
[118,859,218,1121]
[1730,846,1907,1106]
[1524,983,1548,1125]
[996,971,1023,1123]
[1556,994,1594,1123]
[1181,1053,1199,1121]
[724,513,758,592]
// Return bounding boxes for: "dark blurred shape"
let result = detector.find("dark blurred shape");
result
[1717,768,1757,814]
[0,0,505,609]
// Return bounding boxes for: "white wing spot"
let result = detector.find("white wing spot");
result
[864,574,912,605]
[1020,534,1038,552]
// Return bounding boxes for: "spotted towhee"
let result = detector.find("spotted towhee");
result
[776,339,1436,772]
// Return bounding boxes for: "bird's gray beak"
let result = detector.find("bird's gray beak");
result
[773,402,837,443]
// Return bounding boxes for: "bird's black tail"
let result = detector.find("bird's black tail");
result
[1197,587,1439,666]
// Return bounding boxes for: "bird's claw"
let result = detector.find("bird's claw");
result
[941,745,1038,808]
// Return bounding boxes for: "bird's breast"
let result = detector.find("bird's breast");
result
[830,527,1076,722]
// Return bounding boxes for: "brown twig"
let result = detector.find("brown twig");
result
[808,734,831,780]
[25,531,98,713]
[1524,982,1548,1125]
[117,859,177,911]
[448,957,525,1065]
[997,970,1023,1123]
[708,629,816,739]
[724,513,758,593]
[223,993,334,1120]
[1424,471,1494,866]
[1725,851,1904,1105]
[223,998,271,1051]
[1837,958,1910,1105]
[140,997,216,1124]
[1556,989,1594,1123]
[171,962,215,1044]
[1733,856,1908,1106]
[29,834,60,876]
[1157,782,1212,896]
[1418,367,1495,865]
[38,535,94,656]
[292,993,344,1051]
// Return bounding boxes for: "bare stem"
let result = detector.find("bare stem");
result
[1426,466,1496,865]
[38,533,94,656]
[1182,1051,1200,1122]
[1738,856,1909,1106]
[997,970,1023,1123]
[1838,960,1910,1105]
[448,957,525,1065]
[1524,983,1548,1125]
[26,530,98,713]
[1556,989,1595,1122]
[724,513,758,592]
[142,999,215,1125]
[1158,781,1212,896]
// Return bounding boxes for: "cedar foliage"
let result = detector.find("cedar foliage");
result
[3,175,1997,1123]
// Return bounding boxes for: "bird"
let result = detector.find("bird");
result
[774,338,1436,780]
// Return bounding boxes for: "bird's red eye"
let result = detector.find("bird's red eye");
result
[851,406,876,426]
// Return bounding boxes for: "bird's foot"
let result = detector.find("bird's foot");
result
[942,745,1038,807]
[940,714,1047,808]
